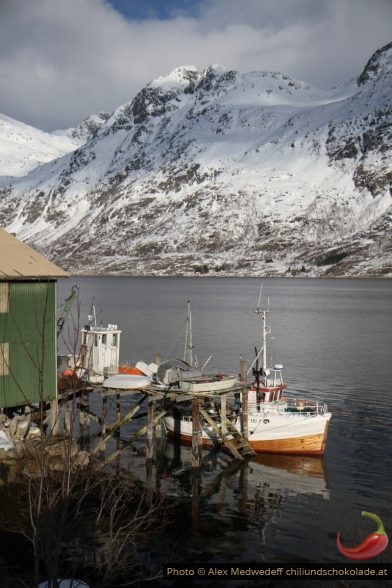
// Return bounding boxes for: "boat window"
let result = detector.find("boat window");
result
[112,333,118,347]
[102,334,107,345]
[94,335,98,347]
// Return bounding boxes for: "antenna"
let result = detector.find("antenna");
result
[88,297,97,327]
[253,284,271,375]
[184,300,198,368]
[256,282,263,313]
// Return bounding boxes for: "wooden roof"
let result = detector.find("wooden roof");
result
[0,228,68,278]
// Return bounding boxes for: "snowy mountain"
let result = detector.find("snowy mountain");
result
[0,112,110,179]
[0,114,81,179]
[0,43,391,277]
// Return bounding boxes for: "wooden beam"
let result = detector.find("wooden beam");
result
[192,397,202,468]
[220,393,227,435]
[92,394,148,454]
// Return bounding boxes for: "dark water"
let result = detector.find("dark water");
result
[57,277,392,568]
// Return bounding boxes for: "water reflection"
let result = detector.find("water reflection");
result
[162,442,328,493]
[159,442,329,521]
[140,441,330,563]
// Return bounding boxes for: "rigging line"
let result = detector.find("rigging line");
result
[162,327,186,361]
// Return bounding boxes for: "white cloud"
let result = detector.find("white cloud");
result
[0,0,390,130]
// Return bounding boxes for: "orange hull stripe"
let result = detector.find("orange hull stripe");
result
[166,430,328,456]
[248,432,327,456]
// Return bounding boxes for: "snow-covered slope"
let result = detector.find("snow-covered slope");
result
[1,43,391,277]
[0,112,110,179]
[0,114,83,179]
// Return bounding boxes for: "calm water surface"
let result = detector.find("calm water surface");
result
[58,277,392,567]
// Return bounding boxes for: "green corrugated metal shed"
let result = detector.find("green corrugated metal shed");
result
[0,228,68,408]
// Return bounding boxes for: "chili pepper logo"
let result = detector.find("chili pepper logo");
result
[337,511,388,560]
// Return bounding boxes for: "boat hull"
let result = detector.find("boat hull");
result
[180,376,238,394]
[102,374,150,390]
[248,430,328,456]
[164,413,330,456]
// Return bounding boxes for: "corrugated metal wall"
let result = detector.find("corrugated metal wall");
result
[0,280,57,407]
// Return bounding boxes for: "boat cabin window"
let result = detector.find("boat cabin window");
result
[94,335,98,347]
[257,389,283,403]
[112,333,118,347]
[257,391,270,403]
[102,334,107,345]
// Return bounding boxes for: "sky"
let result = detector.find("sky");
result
[0,0,391,132]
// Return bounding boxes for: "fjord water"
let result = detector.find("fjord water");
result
[58,277,392,565]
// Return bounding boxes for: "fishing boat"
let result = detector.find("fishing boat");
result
[156,301,238,394]
[164,299,331,456]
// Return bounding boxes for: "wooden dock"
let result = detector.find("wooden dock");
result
[50,359,253,469]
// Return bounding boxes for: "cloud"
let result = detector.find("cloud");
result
[0,0,390,131]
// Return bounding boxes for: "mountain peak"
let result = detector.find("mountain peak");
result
[357,41,392,86]
[1,44,392,278]
[150,65,200,89]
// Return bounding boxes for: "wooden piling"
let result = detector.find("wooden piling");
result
[191,466,201,522]
[92,395,149,455]
[116,393,121,423]
[155,410,162,450]
[50,398,59,436]
[101,396,108,437]
[63,401,72,435]
[84,389,90,411]
[192,397,202,468]
[146,399,154,461]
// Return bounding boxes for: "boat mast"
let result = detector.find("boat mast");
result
[184,300,197,367]
[262,308,268,374]
[254,294,270,377]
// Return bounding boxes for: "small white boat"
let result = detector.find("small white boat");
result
[102,373,150,390]
[164,297,331,456]
[157,358,238,394]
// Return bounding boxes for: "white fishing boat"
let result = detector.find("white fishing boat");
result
[164,298,331,456]
[156,301,238,394]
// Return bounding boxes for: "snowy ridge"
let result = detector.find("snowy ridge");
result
[0,43,391,277]
[0,114,81,178]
